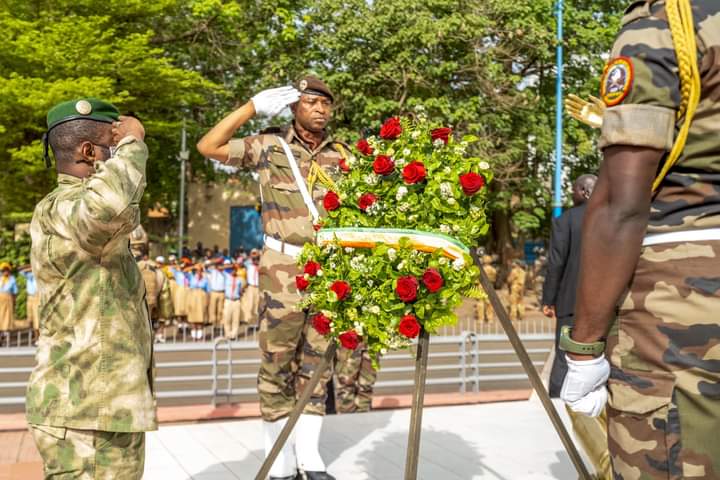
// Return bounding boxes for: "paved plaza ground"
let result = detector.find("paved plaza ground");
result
[142,399,580,480]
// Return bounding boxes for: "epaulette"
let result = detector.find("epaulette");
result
[622,0,652,25]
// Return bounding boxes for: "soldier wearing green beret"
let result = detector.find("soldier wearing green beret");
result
[198,76,351,480]
[27,98,155,480]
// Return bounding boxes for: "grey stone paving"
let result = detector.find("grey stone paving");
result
[143,399,583,480]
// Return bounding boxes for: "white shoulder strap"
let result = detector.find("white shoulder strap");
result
[277,136,320,222]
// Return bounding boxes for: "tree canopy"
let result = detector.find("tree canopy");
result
[0,0,625,252]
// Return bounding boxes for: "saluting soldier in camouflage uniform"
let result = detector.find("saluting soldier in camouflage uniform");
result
[26,99,155,479]
[334,345,378,413]
[560,2,720,478]
[475,255,497,324]
[198,76,351,480]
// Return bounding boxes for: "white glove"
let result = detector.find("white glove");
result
[560,354,610,417]
[251,86,300,117]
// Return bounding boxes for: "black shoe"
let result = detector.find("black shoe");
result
[297,472,336,480]
[270,475,297,480]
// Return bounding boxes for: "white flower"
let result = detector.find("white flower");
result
[452,224,460,232]
[381,348,388,355]
[411,130,421,139]
[395,157,407,168]
[364,174,379,186]
[433,139,444,147]
[398,261,406,270]
[403,148,411,156]
[369,305,380,315]
[317,270,324,277]
[443,167,452,174]
[345,247,354,253]
[439,257,449,265]
[440,182,452,199]
[396,186,408,200]
[398,202,410,212]
[452,258,465,270]
[368,279,374,287]
[386,148,395,156]
[479,161,490,170]
[387,248,397,260]
[440,224,451,234]
[447,198,457,205]
[304,273,310,280]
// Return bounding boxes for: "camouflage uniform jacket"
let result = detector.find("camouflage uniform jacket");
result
[599,0,720,234]
[26,136,158,433]
[227,124,352,246]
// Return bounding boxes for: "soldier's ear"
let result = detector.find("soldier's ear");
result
[79,141,96,162]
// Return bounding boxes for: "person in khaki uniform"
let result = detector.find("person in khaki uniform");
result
[241,249,261,327]
[222,262,245,339]
[19,266,40,337]
[26,99,155,479]
[207,259,227,328]
[475,255,497,324]
[198,75,350,480]
[0,263,18,335]
[334,345,377,413]
[506,260,526,321]
[187,263,209,340]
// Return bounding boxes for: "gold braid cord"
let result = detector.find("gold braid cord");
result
[306,144,345,194]
[653,0,701,192]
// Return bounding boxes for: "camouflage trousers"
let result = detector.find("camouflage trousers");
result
[508,288,525,321]
[606,240,720,479]
[30,424,145,479]
[475,298,495,323]
[335,345,378,413]
[257,247,332,422]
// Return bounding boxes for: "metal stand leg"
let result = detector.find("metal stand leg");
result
[404,328,430,480]
[472,252,592,480]
[255,342,338,480]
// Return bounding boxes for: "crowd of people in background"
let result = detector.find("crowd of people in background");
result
[135,243,262,343]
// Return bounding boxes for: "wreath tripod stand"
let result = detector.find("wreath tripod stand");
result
[256,253,592,480]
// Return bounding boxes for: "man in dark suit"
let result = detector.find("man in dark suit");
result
[542,174,611,480]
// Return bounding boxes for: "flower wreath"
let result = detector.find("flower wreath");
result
[297,115,492,363]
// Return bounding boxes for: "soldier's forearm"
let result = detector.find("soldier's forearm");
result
[572,146,661,351]
[197,101,256,162]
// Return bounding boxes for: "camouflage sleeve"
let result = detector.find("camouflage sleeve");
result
[599,5,680,151]
[51,136,148,254]
[227,135,263,169]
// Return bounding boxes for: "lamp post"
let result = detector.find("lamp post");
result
[177,120,189,256]
[553,0,564,218]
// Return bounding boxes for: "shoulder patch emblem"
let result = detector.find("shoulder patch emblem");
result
[601,57,634,106]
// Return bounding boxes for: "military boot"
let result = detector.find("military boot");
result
[296,471,336,480]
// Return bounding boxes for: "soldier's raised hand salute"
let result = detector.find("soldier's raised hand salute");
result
[251,86,301,117]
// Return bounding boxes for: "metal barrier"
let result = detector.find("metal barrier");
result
[211,337,233,407]
[0,333,553,408]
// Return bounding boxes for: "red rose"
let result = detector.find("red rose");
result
[402,161,426,184]
[339,158,350,173]
[422,268,444,293]
[380,117,403,140]
[313,222,323,232]
[330,280,351,301]
[296,275,309,291]
[339,330,360,350]
[459,172,486,196]
[398,314,421,339]
[396,275,419,302]
[312,313,331,335]
[356,138,374,156]
[358,193,377,212]
[304,261,321,276]
[373,155,395,176]
[431,127,453,144]
[323,191,341,211]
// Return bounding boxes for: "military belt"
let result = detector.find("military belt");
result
[264,235,303,259]
[643,228,720,247]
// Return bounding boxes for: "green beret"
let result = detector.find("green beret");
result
[295,75,334,103]
[46,98,120,131]
[43,98,120,168]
